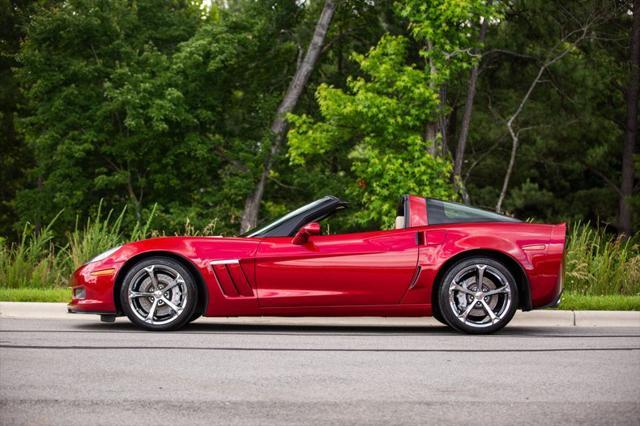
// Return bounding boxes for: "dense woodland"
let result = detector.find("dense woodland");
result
[1,0,638,240]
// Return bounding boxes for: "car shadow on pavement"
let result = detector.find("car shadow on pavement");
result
[66,320,596,336]
[69,321,461,335]
[63,318,640,338]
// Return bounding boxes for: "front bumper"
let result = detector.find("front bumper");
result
[67,261,124,314]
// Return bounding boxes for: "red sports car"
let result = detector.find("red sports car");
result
[68,195,566,334]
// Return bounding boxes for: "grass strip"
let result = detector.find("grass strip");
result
[555,293,640,311]
[0,287,70,303]
[1,288,639,312]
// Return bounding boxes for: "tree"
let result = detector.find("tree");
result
[459,0,633,227]
[240,0,337,233]
[453,0,492,204]
[619,0,639,236]
[0,0,42,234]
[495,15,599,213]
[289,0,491,227]
[16,0,203,230]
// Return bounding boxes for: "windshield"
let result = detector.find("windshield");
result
[243,198,331,237]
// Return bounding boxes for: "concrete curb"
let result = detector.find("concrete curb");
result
[0,302,639,327]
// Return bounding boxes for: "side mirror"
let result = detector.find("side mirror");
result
[292,222,321,245]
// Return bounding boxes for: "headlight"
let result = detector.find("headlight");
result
[86,246,122,264]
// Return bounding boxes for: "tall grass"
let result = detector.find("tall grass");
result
[65,203,126,271]
[0,214,63,288]
[1,204,156,289]
[64,203,156,270]
[0,203,220,289]
[564,223,640,295]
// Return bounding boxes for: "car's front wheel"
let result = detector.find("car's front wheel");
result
[120,257,198,331]
[438,257,518,334]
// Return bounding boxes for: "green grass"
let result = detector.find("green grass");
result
[0,288,638,311]
[0,287,70,302]
[555,293,640,311]
[564,223,639,295]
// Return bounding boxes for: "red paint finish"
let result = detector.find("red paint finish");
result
[68,220,566,319]
[407,195,428,227]
[255,229,419,308]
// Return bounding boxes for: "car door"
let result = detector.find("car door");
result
[254,228,419,307]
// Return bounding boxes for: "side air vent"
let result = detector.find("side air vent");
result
[209,260,254,297]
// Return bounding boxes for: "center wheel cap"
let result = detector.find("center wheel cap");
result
[154,290,163,299]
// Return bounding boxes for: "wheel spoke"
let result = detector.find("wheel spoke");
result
[145,299,158,323]
[476,265,487,290]
[480,299,499,323]
[458,300,477,323]
[144,266,159,290]
[161,297,182,314]
[161,276,184,293]
[450,282,475,296]
[129,291,154,299]
[484,286,509,296]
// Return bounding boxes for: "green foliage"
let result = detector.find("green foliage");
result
[0,203,156,288]
[13,0,307,235]
[0,201,229,289]
[289,35,455,226]
[64,202,155,271]
[565,223,640,296]
[288,0,493,227]
[397,0,497,81]
[465,0,638,227]
[0,213,63,288]
[0,0,637,258]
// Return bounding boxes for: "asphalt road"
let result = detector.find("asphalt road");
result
[1,317,639,426]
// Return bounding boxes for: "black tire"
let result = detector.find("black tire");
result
[120,257,198,331]
[188,312,202,323]
[438,257,518,334]
[431,302,449,327]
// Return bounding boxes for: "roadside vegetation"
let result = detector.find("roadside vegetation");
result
[564,224,640,296]
[1,210,638,309]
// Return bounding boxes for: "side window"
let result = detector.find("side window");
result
[426,199,520,225]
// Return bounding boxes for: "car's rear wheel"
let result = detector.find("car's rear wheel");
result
[438,257,518,334]
[120,257,197,331]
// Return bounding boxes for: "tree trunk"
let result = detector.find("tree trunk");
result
[239,0,337,233]
[425,123,439,156]
[496,128,518,213]
[454,10,490,204]
[495,63,546,213]
[619,0,640,236]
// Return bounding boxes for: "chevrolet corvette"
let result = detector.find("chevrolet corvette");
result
[68,195,566,333]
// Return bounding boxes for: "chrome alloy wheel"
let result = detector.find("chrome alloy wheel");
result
[127,264,188,326]
[447,264,512,329]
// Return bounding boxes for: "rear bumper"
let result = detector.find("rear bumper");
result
[537,288,563,309]
[531,223,565,309]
